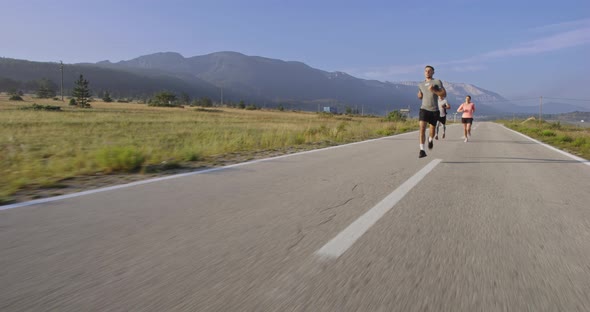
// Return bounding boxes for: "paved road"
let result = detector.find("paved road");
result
[1,122,589,311]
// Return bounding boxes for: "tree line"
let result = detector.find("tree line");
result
[3,73,370,114]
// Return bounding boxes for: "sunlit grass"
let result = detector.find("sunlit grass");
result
[498,119,590,160]
[0,94,418,203]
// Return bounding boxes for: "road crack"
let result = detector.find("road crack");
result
[320,197,354,212]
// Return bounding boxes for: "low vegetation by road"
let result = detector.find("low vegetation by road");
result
[1,95,416,204]
[498,118,590,160]
[5,93,587,206]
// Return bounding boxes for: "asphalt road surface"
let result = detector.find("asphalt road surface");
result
[1,122,589,311]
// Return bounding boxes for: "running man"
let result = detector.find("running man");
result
[417,65,447,158]
[435,96,450,140]
[457,95,475,142]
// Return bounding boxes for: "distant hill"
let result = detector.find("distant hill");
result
[0,57,222,100]
[95,51,514,115]
[93,51,417,114]
[3,52,585,116]
[396,81,509,116]
[511,102,589,115]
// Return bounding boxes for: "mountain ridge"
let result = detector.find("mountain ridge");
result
[2,52,587,115]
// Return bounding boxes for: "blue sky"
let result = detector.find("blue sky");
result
[2,0,590,104]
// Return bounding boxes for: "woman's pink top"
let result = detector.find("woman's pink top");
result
[458,102,475,118]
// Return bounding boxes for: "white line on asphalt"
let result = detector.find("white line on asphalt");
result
[501,125,590,167]
[315,159,442,260]
[1,131,418,211]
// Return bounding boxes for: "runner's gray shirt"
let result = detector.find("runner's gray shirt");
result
[418,79,444,111]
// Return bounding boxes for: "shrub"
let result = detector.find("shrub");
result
[385,110,407,122]
[96,147,145,173]
[183,150,202,161]
[541,130,556,137]
[9,95,23,101]
[376,128,395,136]
[305,125,329,137]
[557,135,573,143]
[331,121,348,137]
[69,98,77,106]
[150,91,177,106]
[19,103,62,111]
[573,137,587,147]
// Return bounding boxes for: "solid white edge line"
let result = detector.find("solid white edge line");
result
[499,123,590,166]
[1,130,419,211]
[315,159,442,260]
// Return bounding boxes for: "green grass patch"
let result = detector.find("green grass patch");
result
[498,119,590,160]
[96,147,146,173]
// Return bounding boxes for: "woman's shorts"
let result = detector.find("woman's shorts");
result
[462,118,473,124]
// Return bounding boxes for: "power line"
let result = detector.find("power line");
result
[543,97,590,102]
[473,97,538,104]
[469,97,590,104]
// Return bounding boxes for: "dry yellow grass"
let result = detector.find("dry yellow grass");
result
[0,94,417,204]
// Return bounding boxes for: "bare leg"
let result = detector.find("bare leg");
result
[435,121,440,139]
[420,121,427,145]
[429,124,436,141]
[463,123,468,141]
[467,123,472,137]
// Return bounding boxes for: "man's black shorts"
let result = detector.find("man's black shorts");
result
[438,115,447,124]
[419,109,438,126]
[462,117,473,124]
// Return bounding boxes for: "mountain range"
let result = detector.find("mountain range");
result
[1,52,588,116]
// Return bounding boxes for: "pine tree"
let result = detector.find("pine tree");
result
[102,91,113,102]
[72,74,92,108]
[35,78,57,98]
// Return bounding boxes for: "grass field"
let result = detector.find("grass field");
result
[498,119,590,160]
[4,95,588,205]
[0,95,418,204]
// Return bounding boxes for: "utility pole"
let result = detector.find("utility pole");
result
[60,61,64,101]
[220,84,223,106]
[539,96,543,124]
